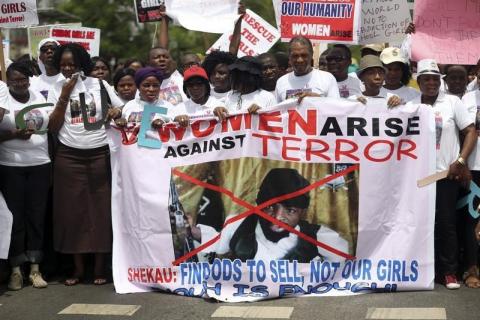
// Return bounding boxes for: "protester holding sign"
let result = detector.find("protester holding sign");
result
[47,43,122,286]
[214,56,276,120]
[257,53,281,94]
[30,38,61,101]
[0,62,52,290]
[407,59,476,289]
[380,47,419,103]
[275,36,339,103]
[444,65,469,99]
[168,66,222,127]
[326,44,362,98]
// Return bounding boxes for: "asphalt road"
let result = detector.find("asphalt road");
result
[0,281,478,320]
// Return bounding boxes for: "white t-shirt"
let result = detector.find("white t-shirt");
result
[169,96,220,119]
[121,97,174,129]
[467,78,478,92]
[347,87,398,105]
[210,87,229,103]
[197,215,348,262]
[224,89,276,112]
[462,90,480,170]
[337,75,362,98]
[0,90,51,166]
[159,70,187,106]
[0,81,8,111]
[383,85,420,103]
[30,73,62,101]
[275,69,340,102]
[408,92,473,172]
[48,76,123,149]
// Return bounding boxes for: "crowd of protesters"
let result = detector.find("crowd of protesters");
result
[0,4,480,293]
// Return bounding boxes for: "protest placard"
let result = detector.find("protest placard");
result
[134,0,165,23]
[165,0,238,34]
[50,26,101,57]
[28,23,82,58]
[275,0,361,43]
[207,9,280,57]
[107,98,436,301]
[411,0,480,64]
[0,0,38,28]
[358,0,410,45]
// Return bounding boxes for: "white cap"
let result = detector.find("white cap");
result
[361,43,385,53]
[380,47,408,65]
[417,59,442,77]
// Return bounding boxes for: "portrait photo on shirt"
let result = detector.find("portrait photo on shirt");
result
[168,158,359,264]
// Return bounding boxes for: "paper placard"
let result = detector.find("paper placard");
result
[0,0,38,28]
[50,27,101,57]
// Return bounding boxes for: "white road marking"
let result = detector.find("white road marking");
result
[58,304,141,316]
[366,308,447,320]
[211,306,294,319]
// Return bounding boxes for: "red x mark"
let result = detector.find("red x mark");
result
[172,164,359,265]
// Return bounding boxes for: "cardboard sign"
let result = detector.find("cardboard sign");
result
[50,27,101,57]
[28,23,82,59]
[207,9,280,57]
[134,0,165,23]
[411,0,480,64]
[0,0,38,28]
[165,0,238,34]
[358,0,411,45]
[275,0,361,43]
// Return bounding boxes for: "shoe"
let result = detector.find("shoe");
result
[444,274,461,290]
[8,272,23,291]
[29,271,48,288]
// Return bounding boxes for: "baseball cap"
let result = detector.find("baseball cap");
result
[380,47,408,65]
[183,65,209,82]
[417,59,442,77]
[357,55,387,77]
[361,43,385,53]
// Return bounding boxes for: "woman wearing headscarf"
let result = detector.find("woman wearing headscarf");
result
[30,38,61,101]
[0,62,52,290]
[407,59,476,289]
[47,43,123,286]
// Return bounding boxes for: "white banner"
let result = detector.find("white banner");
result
[0,0,38,28]
[358,0,411,45]
[109,98,436,301]
[0,192,13,259]
[28,23,82,59]
[50,27,101,57]
[165,0,239,34]
[208,9,280,57]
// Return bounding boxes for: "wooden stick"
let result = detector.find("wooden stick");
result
[417,170,448,188]
[0,29,6,82]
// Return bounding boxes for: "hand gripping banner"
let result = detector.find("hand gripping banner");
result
[108,98,436,302]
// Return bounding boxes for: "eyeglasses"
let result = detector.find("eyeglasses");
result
[326,56,347,63]
[40,45,57,53]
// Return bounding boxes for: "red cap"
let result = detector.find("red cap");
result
[183,66,208,82]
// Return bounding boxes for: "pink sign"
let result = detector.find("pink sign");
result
[411,0,480,65]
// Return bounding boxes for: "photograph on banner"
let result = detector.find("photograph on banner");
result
[411,0,480,64]
[50,26,101,57]
[135,0,165,23]
[358,0,410,45]
[0,0,38,28]
[275,0,361,43]
[165,0,238,34]
[170,159,358,263]
[207,9,280,57]
[28,23,82,58]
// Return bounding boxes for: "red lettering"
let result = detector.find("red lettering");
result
[335,139,360,162]
[288,110,317,135]
[155,268,164,283]
[146,268,154,282]
[163,268,173,282]
[306,139,331,161]
[52,29,71,38]
[221,114,251,132]
[364,140,395,162]
[128,268,133,281]
[86,31,95,39]
[397,139,417,160]
[259,111,283,133]
[72,31,85,39]
[140,268,147,282]
[159,126,187,142]
[252,133,280,156]
[191,120,216,138]
[282,137,301,161]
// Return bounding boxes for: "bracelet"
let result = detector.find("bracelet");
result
[58,97,69,105]
[456,156,466,166]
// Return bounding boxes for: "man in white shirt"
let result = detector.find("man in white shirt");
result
[275,36,340,102]
[326,44,362,98]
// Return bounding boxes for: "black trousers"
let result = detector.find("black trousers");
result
[435,178,460,276]
[0,163,51,267]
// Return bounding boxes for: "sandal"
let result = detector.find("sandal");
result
[464,266,480,288]
[65,275,83,286]
[93,277,108,285]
